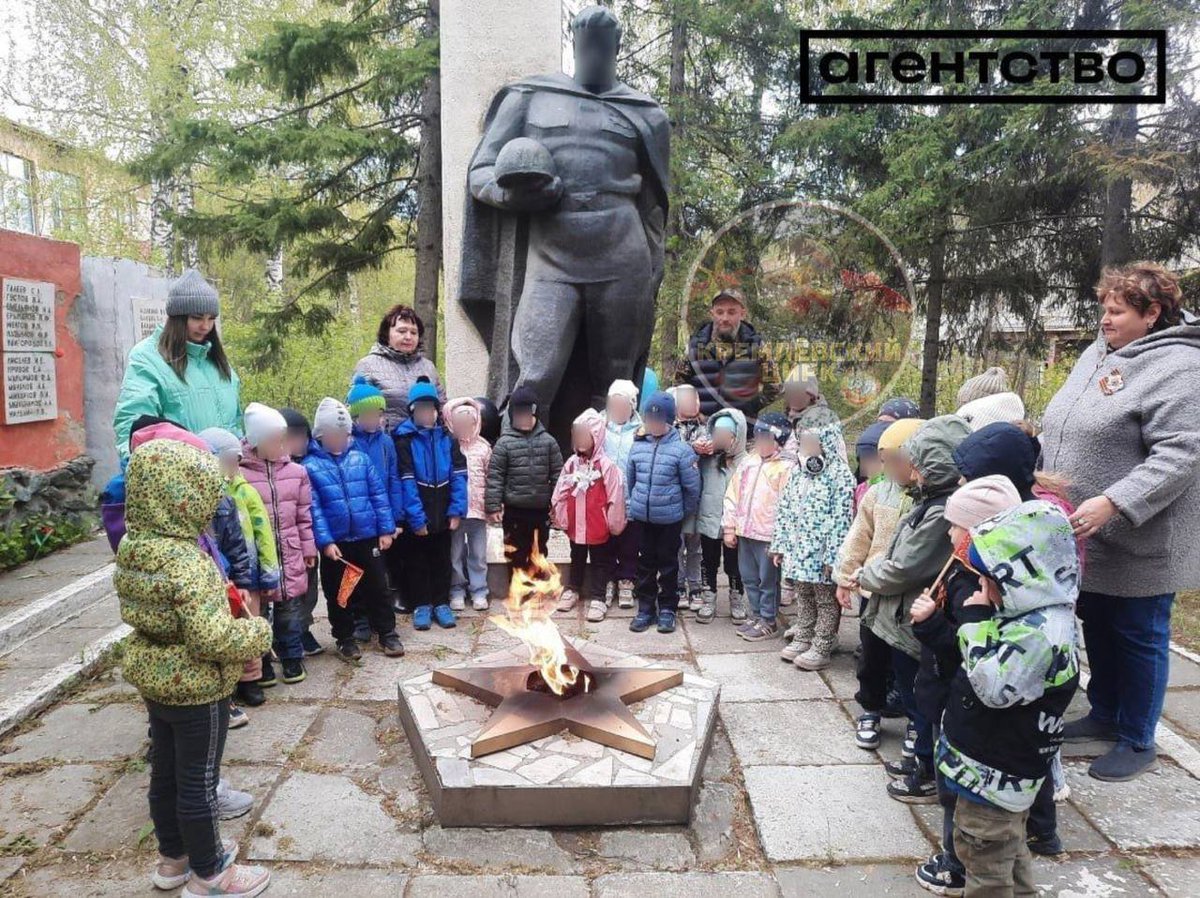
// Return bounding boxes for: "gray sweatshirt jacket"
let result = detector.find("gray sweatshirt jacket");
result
[1040,313,1200,596]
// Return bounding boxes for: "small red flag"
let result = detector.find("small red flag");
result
[336,561,364,608]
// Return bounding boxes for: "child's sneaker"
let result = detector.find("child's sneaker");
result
[228,705,249,730]
[216,780,253,820]
[182,862,270,897]
[335,639,363,664]
[915,852,965,897]
[779,638,811,662]
[256,659,277,689]
[629,611,654,632]
[235,680,264,707]
[741,619,779,642]
[1026,832,1064,856]
[793,648,831,671]
[729,587,748,622]
[902,722,918,759]
[855,713,882,751]
[675,589,690,611]
[280,659,306,684]
[735,619,759,638]
[380,632,405,657]
[434,605,457,629]
[586,599,608,622]
[352,618,372,644]
[887,766,938,804]
[617,580,635,609]
[657,610,677,633]
[471,594,490,612]
[695,589,717,623]
[300,630,324,656]
[449,594,466,612]
[151,838,238,890]
[557,588,580,613]
[413,605,433,631]
[884,757,918,778]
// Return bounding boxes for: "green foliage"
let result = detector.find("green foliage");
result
[0,514,97,572]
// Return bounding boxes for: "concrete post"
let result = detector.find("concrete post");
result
[439,0,562,397]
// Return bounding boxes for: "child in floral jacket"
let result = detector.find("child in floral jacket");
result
[770,422,855,670]
[553,409,627,623]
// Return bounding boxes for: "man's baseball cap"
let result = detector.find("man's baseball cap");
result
[711,288,746,308]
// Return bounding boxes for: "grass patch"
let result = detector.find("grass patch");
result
[1174,591,1200,654]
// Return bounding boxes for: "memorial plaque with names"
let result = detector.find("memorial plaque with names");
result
[2,278,56,352]
[3,351,57,424]
[131,295,167,342]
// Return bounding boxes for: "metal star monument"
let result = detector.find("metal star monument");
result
[432,641,682,760]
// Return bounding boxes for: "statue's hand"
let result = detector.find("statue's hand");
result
[500,175,563,212]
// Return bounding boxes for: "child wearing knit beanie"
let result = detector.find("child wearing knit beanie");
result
[907,474,1022,895]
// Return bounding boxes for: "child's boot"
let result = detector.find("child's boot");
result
[182,863,270,897]
[380,632,405,657]
[335,639,363,665]
[695,589,717,624]
[235,681,265,708]
[779,637,811,663]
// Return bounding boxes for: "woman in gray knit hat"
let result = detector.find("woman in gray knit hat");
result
[1041,261,1200,782]
[112,269,242,456]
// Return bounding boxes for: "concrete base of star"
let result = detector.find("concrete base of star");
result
[397,637,720,827]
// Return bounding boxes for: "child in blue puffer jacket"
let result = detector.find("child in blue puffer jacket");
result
[394,378,468,631]
[626,390,701,635]
[303,397,403,663]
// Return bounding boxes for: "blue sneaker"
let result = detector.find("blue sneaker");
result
[629,612,654,633]
[656,610,677,633]
[434,605,457,629]
[413,605,433,631]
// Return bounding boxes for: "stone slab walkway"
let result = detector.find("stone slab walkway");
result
[0,580,1196,896]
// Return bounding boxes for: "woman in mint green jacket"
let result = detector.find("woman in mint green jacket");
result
[113,270,242,457]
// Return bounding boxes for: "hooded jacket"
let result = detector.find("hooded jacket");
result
[604,411,644,475]
[211,494,253,590]
[393,415,468,533]
[694,409,748,539]
[834,478,913,596]
[859,415,971,659]
[444,397,493,520]
[553,410,628,545]
[227,474,281,594]
[722,445,794,543]
[485,415,564,513]
[113,326,242,459]
[115,440,272,706]
[302,440,395,548]
[770,423,856,584]
[352,343,445,430]
[627,426,702,525]
[912,536,981,724]
[1040,314,1200,596]
[239,444,317,601]
[939,500,1080,812]
[352,423,404,524]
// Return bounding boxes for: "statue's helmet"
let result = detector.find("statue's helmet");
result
[494,137,557,189]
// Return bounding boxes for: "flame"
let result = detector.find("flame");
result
[490,533,581,696]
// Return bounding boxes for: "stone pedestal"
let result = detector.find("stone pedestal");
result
[439,0,562,397]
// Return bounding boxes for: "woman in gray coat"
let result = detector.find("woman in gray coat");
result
[1041,262,1200,782]
[353,305,445,430]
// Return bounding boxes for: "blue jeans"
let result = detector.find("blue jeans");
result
[1077,590,1174,750]
[450,518,489,601]
[738,538,778,623]
[891,647,933,765]
[271,597,305,661]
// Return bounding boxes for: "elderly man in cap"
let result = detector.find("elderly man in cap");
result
[676,288,781,419]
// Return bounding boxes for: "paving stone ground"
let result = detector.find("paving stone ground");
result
[0,587,1196,895]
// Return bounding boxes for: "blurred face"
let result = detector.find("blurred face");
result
[187,314,216,343]
[573,27,618,91]
[711,298,745,337]
[606,394,632,425]
[1101,293,1158,350]
[572,424,595,455]
[754,431,779,457]
[948,523,968,545]
[217,452,241,479]
[785,385,814,413]
[356,408,384,433]
[880,448,916,486]
[712,426,735,452]
[285,430,308,459]
[676,389,700,419]
[798,432,822,458]
[858,453,883,479]
[320,430,350,454]
[450,410,475,440]
[257,432,286,461]
[646,417,670,437]
[412,402,438,428]
[388,317,421,353]
[512,408,535,431]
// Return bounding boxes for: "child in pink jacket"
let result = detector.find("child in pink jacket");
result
[553,409,627,623]
[445,397,493,612]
